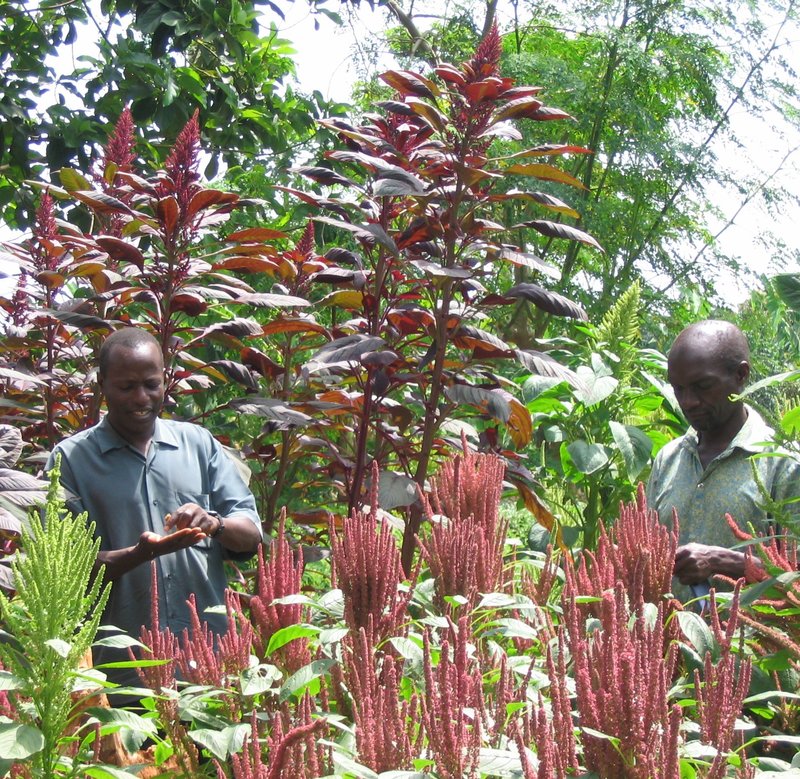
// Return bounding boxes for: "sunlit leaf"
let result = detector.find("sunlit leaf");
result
[379,69,439,99]
[609,421,653,480]
[482,283,587,321]
[505,162,587,189]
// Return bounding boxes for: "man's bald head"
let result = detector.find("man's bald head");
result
[669,320,750,374]
[667,320,750,438]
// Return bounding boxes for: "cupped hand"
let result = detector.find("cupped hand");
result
[138,528,205,559]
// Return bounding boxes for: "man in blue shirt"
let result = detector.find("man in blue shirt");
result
[47,328,262,685]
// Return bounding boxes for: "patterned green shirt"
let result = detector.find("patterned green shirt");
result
[647,406,800,551]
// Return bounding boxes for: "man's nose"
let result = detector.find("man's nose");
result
[679,388,700,410]
[132,385,150,404]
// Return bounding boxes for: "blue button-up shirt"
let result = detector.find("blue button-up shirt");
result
[47,417,261,683]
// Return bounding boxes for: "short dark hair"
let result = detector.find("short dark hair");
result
[98,328,161,377]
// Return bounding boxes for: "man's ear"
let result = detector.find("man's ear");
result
[736,360,750,385]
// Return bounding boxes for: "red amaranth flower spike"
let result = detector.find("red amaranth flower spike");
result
[422,616,482,779]
[249,511,310,672]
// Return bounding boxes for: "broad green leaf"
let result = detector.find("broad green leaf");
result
[573,366,618,406]
[45,638,72,657]
[566,440,609,474]
[609,421,653,480]
[240,664,282,696]
[266,624,319,657]
[484,617,539,641]
[83,706,158,734]
[0,722,44,758]
[676,611,717,662]
[375,470,419,509]
[0,671,23,691]
[279,659,335,703]
[478,747,523,774]
[190,724,249,761]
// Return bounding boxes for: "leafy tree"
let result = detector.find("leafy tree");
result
[0,0,350,228]
[367,0,800,326]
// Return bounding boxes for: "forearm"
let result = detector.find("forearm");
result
[215,514,262,555]
[95,542,153,582]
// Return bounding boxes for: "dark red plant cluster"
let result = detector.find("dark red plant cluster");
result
[419,440,509,610]
[329,464,415,642]
[573,482,679,607]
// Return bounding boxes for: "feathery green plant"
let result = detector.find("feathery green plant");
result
[593,280,641,379]
[0,456,110,777]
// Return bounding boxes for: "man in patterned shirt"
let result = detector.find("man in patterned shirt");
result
[647,320,800,595]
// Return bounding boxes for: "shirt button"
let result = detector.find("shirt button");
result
[697,483,704,489]
[152,499,158,505]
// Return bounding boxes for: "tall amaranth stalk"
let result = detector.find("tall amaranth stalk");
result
[420,441,508,610]
[330,464,415,643]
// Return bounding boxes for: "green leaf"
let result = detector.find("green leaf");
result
[240,663,282,697]
[676,611,717,661]
[279,659,335,703]
[573,367,618,406]
[265,624,319,657]
[0,671,24,691]
[45,637,72,657]
[0,722,44,758]
[566,440,609,474]
[190,724,249,761]
[609,421,653,480]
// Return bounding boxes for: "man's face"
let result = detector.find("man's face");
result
[98,343,165,445]
[666,349,747,434]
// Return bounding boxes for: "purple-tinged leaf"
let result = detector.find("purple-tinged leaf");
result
[307,334,386,371]
[491,96,544,122]
[324,247,361,266]
[487,189,581,219]
[411,260,472,279]
[406,97,448,133]
[309,267,359,284]
[481,283,587,321]
[209,360,260,390]
[229,397,312,427]
[39,308,114,331]
[373,167,427,196]
[514,220,604,252]
[294,166,358,188]
[503,144,593,160]
[95,236,146,269]
[513,349,586,391]
[444,384,510,422]
[453,325,512,356]
[227,227,288,242]
[73,190,136,215]
[241,347,286,378]
[232,292,310,308]
[379,70,439,99]
[377,100,415,116]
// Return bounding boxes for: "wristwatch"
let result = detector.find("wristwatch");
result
[208,511,225,539]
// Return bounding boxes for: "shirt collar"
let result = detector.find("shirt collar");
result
[95,416,179,454]
[680,404,774,458]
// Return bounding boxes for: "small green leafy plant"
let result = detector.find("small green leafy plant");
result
[0,456,110,778]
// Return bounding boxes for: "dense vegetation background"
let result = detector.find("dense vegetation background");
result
[1,0,800,776]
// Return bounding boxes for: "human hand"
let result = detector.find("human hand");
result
[164,503,223,538]
[137,528,205,560]
[673,542,746,584]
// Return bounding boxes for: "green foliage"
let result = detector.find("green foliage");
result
[522,289,683,547]
[0,0,340,228]
[0,457,110,777]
